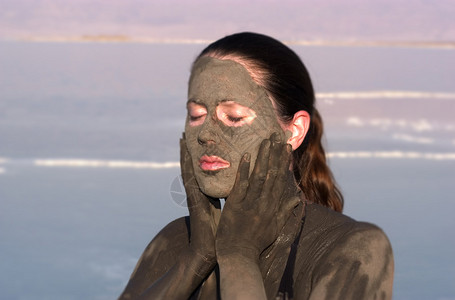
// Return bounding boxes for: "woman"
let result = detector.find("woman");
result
[119,32,394,300]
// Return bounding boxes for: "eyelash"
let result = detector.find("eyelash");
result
[190,115,203,121]
[188,109,246,127]
[226,116,244,123]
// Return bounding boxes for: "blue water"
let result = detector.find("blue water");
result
[1,42,454,300]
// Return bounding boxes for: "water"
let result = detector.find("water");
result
[0,41,454,300]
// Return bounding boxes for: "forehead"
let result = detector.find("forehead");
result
[188,57,269,108]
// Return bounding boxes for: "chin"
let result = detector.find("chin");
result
[197,176,234,199]
[200,185,230,199]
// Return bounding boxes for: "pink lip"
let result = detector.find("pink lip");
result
[199,155,230,171]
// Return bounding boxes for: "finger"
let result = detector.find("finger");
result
[270,131,282,143]
[268,132,282,172]
[227,153,251,204]
[180,138,192,182]
[180,137,202,211]
[246,138,271,199]
[179,137,186,168]
[277,195,301,229]
[261,133,283,201]
[271,144,292,206]
[180,141,198,190]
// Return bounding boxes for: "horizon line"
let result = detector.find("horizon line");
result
[316,91,455,99]
[3,36,455,49]
[1,152,454,173]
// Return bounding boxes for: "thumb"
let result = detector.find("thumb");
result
[277,196,301,229]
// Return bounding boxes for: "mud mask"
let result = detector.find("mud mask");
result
[185,57,285,198]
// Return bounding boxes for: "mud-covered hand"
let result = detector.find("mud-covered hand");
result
[215,133,301,261]
[127,138,220,299]
[180,135,220,274]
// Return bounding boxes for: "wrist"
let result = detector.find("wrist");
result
[216,246,260,264]
[182,248,216,278]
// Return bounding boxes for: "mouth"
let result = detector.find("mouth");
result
[199,155,230,171]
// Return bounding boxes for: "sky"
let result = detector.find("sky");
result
[1,0,455,44]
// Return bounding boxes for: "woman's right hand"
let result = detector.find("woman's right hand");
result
[124,137,219,299]
[180,136,220,273]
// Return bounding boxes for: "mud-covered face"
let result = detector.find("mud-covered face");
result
[185,57,285,198]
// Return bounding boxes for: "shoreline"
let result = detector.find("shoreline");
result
[2,35,455,49]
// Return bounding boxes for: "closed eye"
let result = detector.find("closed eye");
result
[216,101,256,127]
[227,116,244,123]
[190,115,204,121]
[187,102,207,126]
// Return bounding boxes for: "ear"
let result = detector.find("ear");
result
[285,110,310,150]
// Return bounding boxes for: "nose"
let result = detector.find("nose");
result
[198,116,220,145]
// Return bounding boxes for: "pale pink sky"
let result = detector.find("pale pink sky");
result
[1,0,455,42]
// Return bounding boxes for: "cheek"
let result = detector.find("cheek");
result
[240,118,284,169]
[184,124,199,148]
[240,116,283,148]
[184,128,202,173]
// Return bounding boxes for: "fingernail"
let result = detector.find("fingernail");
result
[244,153,251,162]
[270,132,280,144]
[272,132,280,143]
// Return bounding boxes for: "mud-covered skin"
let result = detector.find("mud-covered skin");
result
[118,218,191,300]
[118,203,394,300]
[186,57,284,198]
[215,136,298,260]
[214,135,303,299]
[118,138,222,300]
[284,204,394,300]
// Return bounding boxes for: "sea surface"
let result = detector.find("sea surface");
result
[0,41,454,300]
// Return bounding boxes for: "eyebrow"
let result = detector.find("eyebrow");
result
[187,98,236,105]
[187,99,249,109]
[186,99,205,106]
[218,99,244,106]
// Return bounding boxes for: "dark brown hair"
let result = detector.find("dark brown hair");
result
[194,32,343,212]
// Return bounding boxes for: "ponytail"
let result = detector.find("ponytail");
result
[293,109,344,212]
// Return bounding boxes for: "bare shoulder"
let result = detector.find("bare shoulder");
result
[310,219,394,299]
[136,216,190,265]
[291,204,393,300]
[334,222,393,263]
[317,222,394,280]
[119,217,190,299]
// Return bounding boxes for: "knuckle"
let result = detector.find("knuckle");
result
[239,182,249,190]
[267,169,279,178]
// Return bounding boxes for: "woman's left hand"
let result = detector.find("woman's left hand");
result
[215,132,301,262]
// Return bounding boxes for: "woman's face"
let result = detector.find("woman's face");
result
[185,56,285,198]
